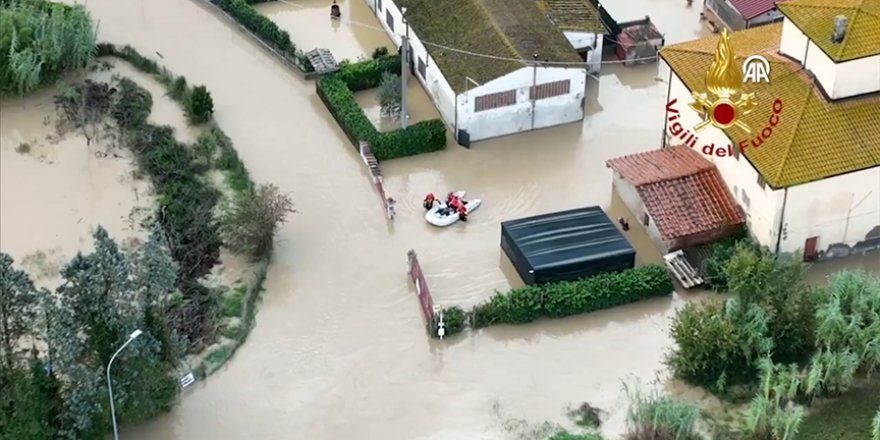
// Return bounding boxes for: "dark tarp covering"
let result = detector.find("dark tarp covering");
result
[501,206,635,285]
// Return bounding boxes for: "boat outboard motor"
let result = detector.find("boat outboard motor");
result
[330,1,341,18]
[458,205,468,222]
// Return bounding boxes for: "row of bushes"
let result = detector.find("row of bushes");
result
[97,43,215,124]
[211,0,312,71]
[317,55,447,160]
[435,265,674,337]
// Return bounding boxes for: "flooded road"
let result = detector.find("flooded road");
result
[33,0,877,439]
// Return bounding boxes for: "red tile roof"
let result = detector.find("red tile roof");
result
[606,146,745,240]
[730,0,780,20]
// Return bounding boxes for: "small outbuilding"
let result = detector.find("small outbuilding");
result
[500,206,636,285]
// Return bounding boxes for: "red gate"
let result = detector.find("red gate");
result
[360,142,395,220]
[407,250,437,332]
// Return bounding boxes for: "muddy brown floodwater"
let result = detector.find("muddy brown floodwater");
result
[36,0,878,439]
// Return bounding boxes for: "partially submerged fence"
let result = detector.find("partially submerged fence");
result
[360,142,395,220]
[406,250,445,338]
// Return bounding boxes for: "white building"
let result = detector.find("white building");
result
[365,0,606,146]
[658,0,880,262]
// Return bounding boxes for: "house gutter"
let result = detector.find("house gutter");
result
[774,188,788,254]
[661,67,672,147]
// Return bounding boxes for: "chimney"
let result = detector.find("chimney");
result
[831,15,848,43]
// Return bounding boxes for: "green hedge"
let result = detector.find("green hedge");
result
[211,0,312,71]
[316,55,447,160]
[435,265,674,337]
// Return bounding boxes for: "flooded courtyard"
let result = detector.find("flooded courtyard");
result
[2,0,876,439]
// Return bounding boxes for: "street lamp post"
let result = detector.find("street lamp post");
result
[107,329,143,440]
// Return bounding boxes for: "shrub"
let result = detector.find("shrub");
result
[212,0,311,71]
[1,0,96,95]
[378,71,402,118]
[701,227,752,291]
[218,183,295,259]
[439,265,672,335]
[873,408,879,440]
[623,382,704,440]
[667,301,758,390]
[371,46,389,59]
[435,306,466,337]
[187,85,214,124]
[316,56,447,160]
[111,77,152,128]
[221,286,245,317]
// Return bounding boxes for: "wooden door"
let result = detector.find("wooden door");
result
[804,236,819,262]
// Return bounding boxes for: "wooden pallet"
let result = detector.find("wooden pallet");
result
[663,250,704,289]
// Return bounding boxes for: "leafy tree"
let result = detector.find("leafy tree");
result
[186,85,214,124]
[218,183,295,259]
[0,253,42,369]
[378,71,401,118]
[48,227,179,437]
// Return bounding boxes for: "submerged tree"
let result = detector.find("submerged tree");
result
[54,79,116,145]
[218,183,295,260]
[378,71,402,118]
[186,85,214,125]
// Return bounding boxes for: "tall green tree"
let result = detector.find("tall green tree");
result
[49,227,179,438]
[0,253,41,369]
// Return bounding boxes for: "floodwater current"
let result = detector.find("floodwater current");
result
[5,0,878,438]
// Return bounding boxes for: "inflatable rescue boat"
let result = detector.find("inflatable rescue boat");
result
[423,191,482,227]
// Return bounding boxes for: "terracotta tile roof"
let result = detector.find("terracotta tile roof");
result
[778,0,880,61]
[398,0,582,94]
[730,0,780,20]
[541,0,608,33]
[606,146,745,240]
[659,23,880,189]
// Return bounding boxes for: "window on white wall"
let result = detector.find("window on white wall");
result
[757,174,766,190]
[529,80,571,100]
[474,90,516,112]
[733,145,740,160]
[418,58,426,78]
[386,10,394,31]
[377,0,382,12]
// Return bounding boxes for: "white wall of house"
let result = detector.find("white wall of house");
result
[779,17,880,99]
[562,31,604,73]
[664,68,783,246]
[368,0,457,127]
[457,65,586,142]
[612,173,669,253]
[664,66,880,257]
[780,167,880,257]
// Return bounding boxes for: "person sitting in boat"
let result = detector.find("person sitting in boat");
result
[423,192,436,210]
[330,0,341,18]
[457,204,468,222]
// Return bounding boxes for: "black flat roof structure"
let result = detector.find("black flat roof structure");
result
[500,206,636,285]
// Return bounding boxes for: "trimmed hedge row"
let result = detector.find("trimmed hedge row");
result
[211,0,312,71]
[435,265,674,337]
[316,55,447,160]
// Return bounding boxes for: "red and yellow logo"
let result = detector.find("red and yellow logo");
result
[689,29,757,133]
